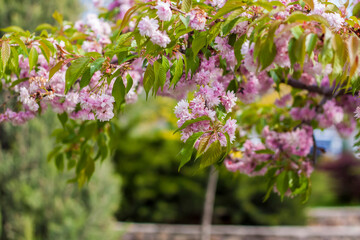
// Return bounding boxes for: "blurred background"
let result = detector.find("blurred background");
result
[1,0,360,239]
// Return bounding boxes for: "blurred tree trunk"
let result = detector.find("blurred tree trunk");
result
[201,166,218,240]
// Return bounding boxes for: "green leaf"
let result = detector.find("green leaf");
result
[11,37,28,56]
[39,40,51,63]
[306,33,317,56]
[158,64,167,91]
[112,76,126,109]
[2,41,10,70]
[171,57,184,86]
[65,57,91,93]
[80,57,105,88]
[80,67,91,89]
[178,132,204,171]
[49,61,64,80]
[288,170,300,191]
[288,37,297,67]
[259,41,277,70]
[0,26,25,33]
[234,34,246,68]
[47,146,62,162]
[286,12,310,23]
[290,25,303,39]
[223,132,231,155]
[295,34,307,69]
[55,153,64,171]
[85,159,95,181]
[214,0,245,19]
[143,64,155,99]
[28,47,38,72]
[181,0,192,12]
[57,112,68,127]
[35,23,56,32]
[40,39,56,55]
[192,32,207,57]
[180,15,190,28]
[185,48,200,76]
[174,115,212,134]
[353,2,360,17]
[90,57,105,74]
[303,0,314,9]
[276,170,289,200]
[153,61,161,95]
[255,149,275,154]
[125,74,133,93]
[9,47,19,75]
[162,56,170,71]
[52,10,63,25]
[199,140,224,168]
[196,134,212,158]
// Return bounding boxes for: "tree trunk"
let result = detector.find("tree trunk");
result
[201,166,218,240]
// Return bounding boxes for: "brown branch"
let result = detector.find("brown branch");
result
[170,5,187,15]
[282,78,356,98]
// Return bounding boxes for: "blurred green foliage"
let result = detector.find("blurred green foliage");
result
[0,111,121,240]
[0,0,82,32]
[110,96,307,225]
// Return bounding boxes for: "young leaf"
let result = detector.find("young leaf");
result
[181,0,192,12]
[39,40,51,63]
[52,10,63,25]
[28,47,39,72]
[65,57,91,93]
[1,41,10,69]
[49,61,64,80]
[9,47,19,75]
[199,140,224,168]
[11,37,28,56]
[0,26,25,33]
[180,15,190,28]
[196,134,212,158]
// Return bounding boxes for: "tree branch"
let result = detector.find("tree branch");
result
[281,78,356,98]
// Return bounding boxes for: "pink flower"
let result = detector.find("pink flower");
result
[355,106,360,119]
[223,118,237,143]
[188,8,207,30]
[275,94,292,108]
[19,87,39,112]
[150,30,171,48]
[138,16,159,37]
[318,100,344,128]
[155,1,172,21]
[221,91,237,112]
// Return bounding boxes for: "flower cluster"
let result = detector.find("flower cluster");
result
[138,16,171,47]
[2,0,360,196]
